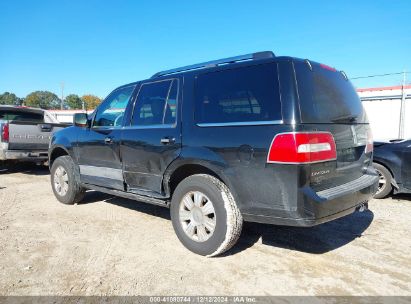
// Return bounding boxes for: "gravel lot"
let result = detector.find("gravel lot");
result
[0,164,410,296]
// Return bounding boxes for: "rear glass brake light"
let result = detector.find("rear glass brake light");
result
[267,132,337,164]
[319,63,336,72]
[1,123,9,142]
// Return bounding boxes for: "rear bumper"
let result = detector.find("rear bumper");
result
[243,171,379,227]
[0,149,48,162]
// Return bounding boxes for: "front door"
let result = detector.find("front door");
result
[120,78,182,195]
[77,85,135,190]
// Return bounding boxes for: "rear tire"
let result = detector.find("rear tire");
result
[373,163,393,199]
[170,174,243,257]
[50,156,85,204]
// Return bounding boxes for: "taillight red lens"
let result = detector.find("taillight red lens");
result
[267,132,337,164]
[365,129,373,153]
[1,123,9,142]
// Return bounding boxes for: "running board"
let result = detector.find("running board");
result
[128,187,167,199]
[83,184,170,207]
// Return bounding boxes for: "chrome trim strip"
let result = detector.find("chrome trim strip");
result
[266,158,337,165]
[122,124,176,130]
[79,165,123,180]
[196,120,283,127]
[123,170,161,176]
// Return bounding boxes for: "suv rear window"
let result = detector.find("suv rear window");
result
[0,110,44,123]
[295,61,367,123]
[195,63,281,124]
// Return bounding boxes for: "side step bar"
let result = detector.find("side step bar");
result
[83,184,170,208]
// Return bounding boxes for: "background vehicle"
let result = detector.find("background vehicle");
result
[0,106,69,165]
[49,51,378,256]
[373,139,411,198]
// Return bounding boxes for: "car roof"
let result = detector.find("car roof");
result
[113,53,329,94]
[0,105,45,114]
[115,52,297,91]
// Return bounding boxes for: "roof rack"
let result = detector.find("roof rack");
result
[151,51,275,78]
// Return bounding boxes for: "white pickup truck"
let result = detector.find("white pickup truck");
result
[0,106,69,165]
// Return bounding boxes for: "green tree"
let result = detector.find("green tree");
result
[0,92,20,105]
[81,94,101,110]
[25,91,61,109]
[65,94,83,109]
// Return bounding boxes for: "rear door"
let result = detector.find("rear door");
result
[294,60,372,191]
[120,78,181,196]
[77,85,135,190]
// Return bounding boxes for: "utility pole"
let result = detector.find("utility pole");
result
[60,82,64,110]
[398,70,406,139]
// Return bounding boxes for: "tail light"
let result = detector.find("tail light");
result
[267,132,337,164]
[1,123,9,142]
[365,129,373,154]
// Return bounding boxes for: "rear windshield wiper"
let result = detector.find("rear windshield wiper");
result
[331,114,358,123]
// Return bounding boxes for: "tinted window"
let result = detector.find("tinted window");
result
[132,79,178,126]
[93,86,134,127]
[164,80,178,124]
[295,61,368,123]
[195,64,281,124]
[0,110,43,122]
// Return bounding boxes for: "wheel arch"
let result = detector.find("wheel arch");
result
[373,160,398,189]
[163,160,240,206]
[49,146,70,168]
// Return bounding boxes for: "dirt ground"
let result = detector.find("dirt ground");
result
[0,164,410,296]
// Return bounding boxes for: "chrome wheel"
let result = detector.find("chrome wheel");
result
[376,169,386,194]
[54,166,69,196]
[179,191,216,242]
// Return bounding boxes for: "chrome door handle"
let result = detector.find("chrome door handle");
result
[161,137,175,145]
[104,137,113,144]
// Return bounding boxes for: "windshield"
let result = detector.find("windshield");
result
[295,60,368,123]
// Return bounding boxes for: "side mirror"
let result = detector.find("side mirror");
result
[73,113,89,127]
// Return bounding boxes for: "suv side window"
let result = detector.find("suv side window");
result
[93,86,135,128]
[131,79,178,127]
[195,63,281,124]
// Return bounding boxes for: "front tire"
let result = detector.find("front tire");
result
[373,163,393,199]
[170,174,243,257]
[50,156,85,204]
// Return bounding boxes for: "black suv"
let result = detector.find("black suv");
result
[49,51,378,256]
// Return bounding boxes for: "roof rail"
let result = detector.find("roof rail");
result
[151,51,275,78]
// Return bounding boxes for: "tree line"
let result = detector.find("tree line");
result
[0,91,102,110]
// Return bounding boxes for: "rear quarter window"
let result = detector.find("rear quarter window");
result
[295,61,368,123]
[195,63,282,124]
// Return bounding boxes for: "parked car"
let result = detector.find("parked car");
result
[49,51,378,256]
[373,139,411,198]
[0,106,69,165]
